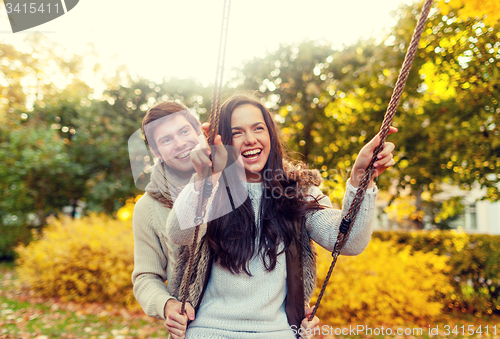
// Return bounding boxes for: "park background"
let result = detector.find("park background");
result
[1,0,500,337]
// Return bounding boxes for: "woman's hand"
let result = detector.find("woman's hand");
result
[300,305,320,339]
[164,299,195,339]
[190,123,227,191]
[350,127,397,188]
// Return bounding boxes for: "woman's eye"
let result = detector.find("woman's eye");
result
[181,129,189,135]
[232,131,242,137]
[255,126,264,131]
[162,138,170,144]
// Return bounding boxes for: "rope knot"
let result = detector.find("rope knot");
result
[339,217,351,234]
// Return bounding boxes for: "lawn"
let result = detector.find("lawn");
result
[0,262,167,338]
[1,262,499,338]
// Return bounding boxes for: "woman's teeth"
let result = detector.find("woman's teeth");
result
[243,149,261,159]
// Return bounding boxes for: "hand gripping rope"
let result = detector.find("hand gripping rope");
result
[308,0,434,321]
[179,0,231,316]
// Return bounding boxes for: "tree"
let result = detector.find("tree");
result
[0,34,214,258]
[81,76,212,213]
[232,2,500,227]
[231,35,413,205]
[30,74,213,214]
[0,34,87,258]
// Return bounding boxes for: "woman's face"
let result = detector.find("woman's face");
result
[230,104,271,182]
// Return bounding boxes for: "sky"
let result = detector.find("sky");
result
[0,0,415,87]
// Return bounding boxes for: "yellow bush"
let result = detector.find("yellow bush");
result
[117,195,142,221]
[312,239,453,325]
[16,213,136,307]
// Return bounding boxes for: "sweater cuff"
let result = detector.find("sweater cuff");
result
[346,178,378,195]
[157,295,177,320]
[173,174,220,230]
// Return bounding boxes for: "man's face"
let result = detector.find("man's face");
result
[151,113,199,173]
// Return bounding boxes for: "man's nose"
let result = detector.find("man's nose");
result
[173,135,187,148]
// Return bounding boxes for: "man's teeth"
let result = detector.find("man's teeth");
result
[243,149,261,156]
[178,151,190,159]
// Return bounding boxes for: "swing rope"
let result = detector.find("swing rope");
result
[208,0,231,144]
[179,0,231,316]
[308,0,434,321]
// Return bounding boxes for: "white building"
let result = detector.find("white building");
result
[437,184,500,235]
[373,183,500,234]
[459,200,500,234]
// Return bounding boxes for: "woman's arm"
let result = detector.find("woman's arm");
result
[165,176,217,245]
[306,180,377,255]
[307,126,397,254]
[167,132,228,245]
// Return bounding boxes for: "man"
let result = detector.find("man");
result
[132,101,199,339]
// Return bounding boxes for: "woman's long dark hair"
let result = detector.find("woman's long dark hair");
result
[206,94,324,275]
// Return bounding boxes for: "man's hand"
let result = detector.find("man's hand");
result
[164,299,195,339]
[300,305,320,339]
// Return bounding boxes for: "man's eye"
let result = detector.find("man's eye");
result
[182,129,189,135]
[162,139,170,144]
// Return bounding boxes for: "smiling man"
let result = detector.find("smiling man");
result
[132,101,201,339]
[146,102,201,177]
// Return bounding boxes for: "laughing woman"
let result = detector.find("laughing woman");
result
[166,94,396,339]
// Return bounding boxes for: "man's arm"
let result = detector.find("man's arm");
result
[131,194,176,319]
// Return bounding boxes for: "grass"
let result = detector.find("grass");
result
[1,262,500,338]
[0,262,167,338]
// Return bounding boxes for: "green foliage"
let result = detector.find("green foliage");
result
[372,230,500,314]
[0,34,212,229]
[0,224,31,261]
[0,123,74,257]
[0,125,73,215]
[79,77,211,213]
[434,197,465,229]
[402,6,500,200]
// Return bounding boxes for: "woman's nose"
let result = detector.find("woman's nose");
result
[244,132,257,145]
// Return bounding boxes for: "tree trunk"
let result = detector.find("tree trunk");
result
[414,188,424,229]
[71,199,78,218]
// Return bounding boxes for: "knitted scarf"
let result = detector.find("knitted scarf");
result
[145,159,193,208]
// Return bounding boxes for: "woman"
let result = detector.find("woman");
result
[166,94,396,338]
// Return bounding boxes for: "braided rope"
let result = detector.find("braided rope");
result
[179,0,231,316]
[208,0,231,144]
[180,224,200,313]
[309,0,433,321]
[180,176,213,314]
